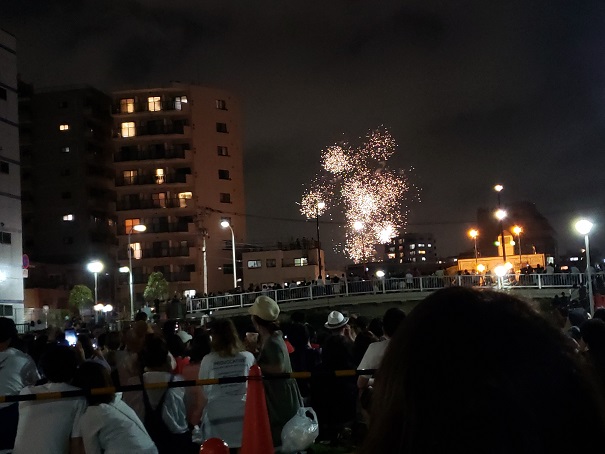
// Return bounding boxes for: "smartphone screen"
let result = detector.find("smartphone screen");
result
[65,329,77,347]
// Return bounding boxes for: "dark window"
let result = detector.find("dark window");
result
[266,259,276,268]
[216,99,227,110]
[61,192,72,199]
[0,87,7,100]
[218,169,230,180]
[0,232,11,244]
[220,193,231,203]
[0,161,8,174]
[216,123,228,133]
[222,263,233,275]
[217,146,229,156]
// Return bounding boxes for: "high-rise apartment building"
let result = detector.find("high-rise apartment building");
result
[384,232,438,263]
[20,85,116,302]
[0,29,24,322]
[112,84,245,304]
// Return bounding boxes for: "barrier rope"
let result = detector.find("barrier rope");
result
[0,368,377,403]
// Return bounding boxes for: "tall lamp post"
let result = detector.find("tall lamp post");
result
[512,225,523,270]
[316,201,325,281]
[221,220,237,289]
[468,229,479,266]
[494,184,507,263]
[87,260,104,306]
[575,219,595,315]
[128,224,146,320]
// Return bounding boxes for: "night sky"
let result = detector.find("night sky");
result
[3,1,605,268]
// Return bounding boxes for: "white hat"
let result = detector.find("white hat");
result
[324,311,349,329]
[177,330,192,344]
[249,295,280,321]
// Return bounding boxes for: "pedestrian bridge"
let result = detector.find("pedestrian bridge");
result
[186,273,582,319]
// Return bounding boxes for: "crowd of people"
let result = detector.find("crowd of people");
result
[3,286,605,453]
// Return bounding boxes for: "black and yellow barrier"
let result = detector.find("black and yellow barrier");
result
[0,368,377,403]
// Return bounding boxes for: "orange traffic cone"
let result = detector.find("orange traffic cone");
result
[241,365,274,454]
[199,437,229,453]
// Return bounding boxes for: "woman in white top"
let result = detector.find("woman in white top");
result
[199,318,255,449]
[73,361,157,454]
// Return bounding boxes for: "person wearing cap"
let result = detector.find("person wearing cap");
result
[249,296,301,448]
[0,317,40,452]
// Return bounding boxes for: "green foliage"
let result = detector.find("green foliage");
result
[68,285,93,311]
[144,271,169,302]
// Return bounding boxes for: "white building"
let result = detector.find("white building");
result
[0,29,24,323]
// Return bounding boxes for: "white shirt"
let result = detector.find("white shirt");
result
[0,348,39,410]
[80,394,157,454]
[123,371,188,434]
[13,382,86,454]
[358,339,390,378]
[199,351,255,448]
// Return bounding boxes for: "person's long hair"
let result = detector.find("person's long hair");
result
[359,287,605,454]
[210,319,244,357]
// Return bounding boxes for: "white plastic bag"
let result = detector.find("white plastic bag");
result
[280,407,319,453]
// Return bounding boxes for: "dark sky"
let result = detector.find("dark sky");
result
[3,0,605,267]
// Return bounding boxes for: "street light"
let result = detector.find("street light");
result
[42,304,49,328]
[93,303,104,325]
[468,229,479,265]
[128,224,146,320]
[494,184,507,263]
[575,219,595,314]
[221,220,237,289]
[316,201,326,281]
[87,260,104,317]
[512,225,523,270]
[354,221,366,264]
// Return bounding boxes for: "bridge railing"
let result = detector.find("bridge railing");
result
[188,272,587,314]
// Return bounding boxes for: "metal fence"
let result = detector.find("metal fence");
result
[188,272,591,313]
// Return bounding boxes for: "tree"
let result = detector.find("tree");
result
[144,272,169,302]
[69,285,93,313]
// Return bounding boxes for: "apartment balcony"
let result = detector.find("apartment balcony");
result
[115,173,190,187]
[118,247,192,260]
[113,125,191,140]
[112,100,190,115]
[118,222,192,235]
[117,197,192,211]
[113,148,191,163]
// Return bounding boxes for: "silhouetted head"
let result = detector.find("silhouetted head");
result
[360,287,605,454]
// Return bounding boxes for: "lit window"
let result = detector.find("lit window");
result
[61,147,70,153]
[216,99,227,110]
[148,96,161,112]
[63,214,74,221]
[123,170,137,185]
[388,253,396,259]
[294,258,308,267]
[418,243,425,247]
[428,243,432,247]
[421,257,426,261]
[409,244,415,250]
[132,242,142,259]
[418,250,426,255]
[248,260,262,269]
[175,96,188,110]
[120,98,135,113]
[124,219,142,232]
[178,192,192,208]
[121,122,136,137]
[217,146,229,156]
[59,124,69,131]
[152,192,167,208]
[220,193,231,203]
[155,168,165,184]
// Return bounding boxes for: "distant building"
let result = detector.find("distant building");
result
[0,29,24,322]
[384,232,437,264]
[19,84,116,306]
[241,241,323,289]
[476,201,557,259]
[111,84,246,304]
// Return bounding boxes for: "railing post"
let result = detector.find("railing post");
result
[309,284,313,300]
[537,274,542,290]
[457,275,462,286]
[240,294,244,308]
[345,280,349,296]
[382,280,386,294]
[419,276,423,292]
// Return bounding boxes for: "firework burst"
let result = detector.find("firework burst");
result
[300,127,418,263]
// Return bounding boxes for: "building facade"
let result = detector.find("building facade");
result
[112,84,245,306]
[384,232,437,264]
[0,29,24,322]
[19,85,116,306]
